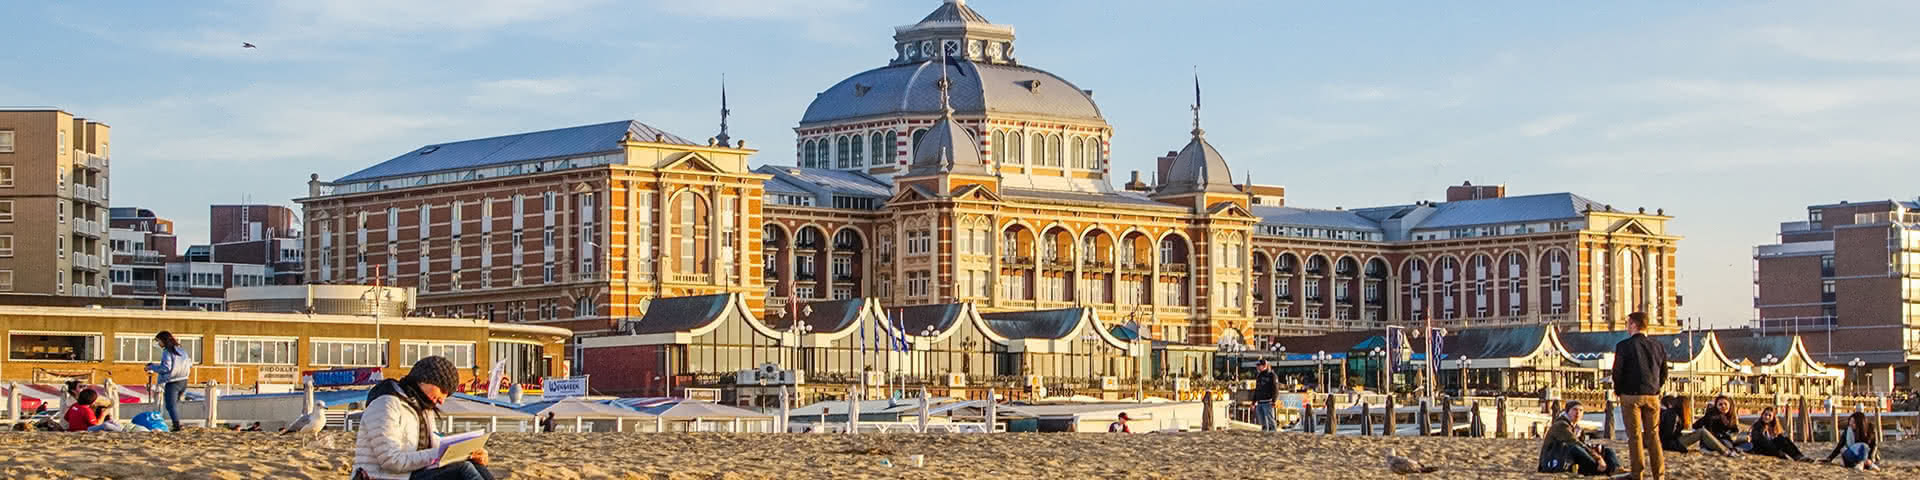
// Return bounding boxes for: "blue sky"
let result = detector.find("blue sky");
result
[5,0,1918,327]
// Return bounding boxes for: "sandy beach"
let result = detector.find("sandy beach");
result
[0,430,1914,479]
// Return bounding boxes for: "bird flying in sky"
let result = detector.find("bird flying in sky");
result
[242,42,256,49]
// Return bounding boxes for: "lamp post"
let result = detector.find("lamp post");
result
[1272,344,1287,385]
[921,325,939,384]
[1370,347,1386,392]
[1315,350,1329,394]
[1848,358,1866,396]
[1460,357,1472,397]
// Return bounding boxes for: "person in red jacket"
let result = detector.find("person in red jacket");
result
[64,389,123,432]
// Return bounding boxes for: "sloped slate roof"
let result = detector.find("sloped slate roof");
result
[1557,331,1633,357]
[801,61,1104,125]
[1446,325,1551,360]
[1716,335,1796,365]
[335,120,693,183]
[891,303,967,336]
[1650,332,1712,363]
[765,298,865,334]
[631,294,732,335]
[1156,133,1239,196]
[980,308,1085,340]
[1253,206,1385,231]
[916,0,990,24]
[754,166,892,197]
[1269,331,1381,356]
[1410,193,1602,230]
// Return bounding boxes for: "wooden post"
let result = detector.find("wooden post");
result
[1469,400,1485,437]
[1302,396,1315,433]
[1418,398,1431,436]
[1874,395,1885,447]
[1361,402,1373,436]
[1678,395,1695,432]
[1603,393,1617,442]
[1441,396,1455,437]
[1495,396,1509,439]
[1384,394,1396,436]
[1828,397,1840,443]
[1798,395,1812,443]
[1324,392,1335,435]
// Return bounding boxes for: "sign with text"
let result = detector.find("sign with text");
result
[542,377,589,399]
[258,366,299,385]
[304,367,385,388]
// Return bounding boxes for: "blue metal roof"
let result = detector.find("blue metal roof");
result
[801,61,1104,125]
[1410,193,1600,230]
[334,120,694,183]
[980,308,1086,340]
[1253,206,1384,231]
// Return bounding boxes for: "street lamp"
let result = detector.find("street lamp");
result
[921,325,939,383]
[1271,344,1287,386]
[1848,358,1866,396]
[1459,356,1472,397]
[1315,350,1329,394]
[1370,347,1385,391]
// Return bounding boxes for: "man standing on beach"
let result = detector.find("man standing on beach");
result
[1612,312,1668,480]
[1251,360,1280,431]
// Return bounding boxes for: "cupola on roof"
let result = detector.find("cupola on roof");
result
[1156,77,1240,196]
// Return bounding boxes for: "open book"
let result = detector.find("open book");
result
[435,431,489,468]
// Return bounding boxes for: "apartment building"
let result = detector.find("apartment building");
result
[0,109,112,298]
[1754,198,1920,392]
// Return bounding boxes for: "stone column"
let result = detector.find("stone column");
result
[707,186,723,286]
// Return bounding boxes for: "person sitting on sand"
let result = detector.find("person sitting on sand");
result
[1540,401,1620,476]
[352,356,493,480]
[64,389,124,432]
[1690,395,1743,456]
[1821,412,1878,470]
[1747,407,1809,461]
[1659,395,1732,455]
[242,421,263,432]
[1108,413,1132,433]
[541,412,556,433]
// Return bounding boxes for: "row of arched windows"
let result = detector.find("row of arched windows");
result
[799,128,1104,171]
[989,130,1101,169]
[801,131,900,169]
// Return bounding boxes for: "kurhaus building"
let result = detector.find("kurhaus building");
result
[298,0,1684,368]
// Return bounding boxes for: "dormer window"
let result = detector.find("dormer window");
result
[419,146,440,155]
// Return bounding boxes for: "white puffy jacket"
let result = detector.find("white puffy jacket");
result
[352,395,442,480]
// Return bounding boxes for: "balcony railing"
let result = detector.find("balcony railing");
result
[794,242,819,251]
[1119,263,1151,274]
[1082,260,1113,270]
[1162,263,1189,273]
[1043,259,1074,270]
[83,152,109,170]
[1002,256,1035,268]
[668,273,712,284]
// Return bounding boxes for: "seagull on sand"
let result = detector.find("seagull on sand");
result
[1385,448,1439,474]
[242,42,256,49]
[280,402,327,436]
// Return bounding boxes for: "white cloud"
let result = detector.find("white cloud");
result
[1319,84,1398,102]
[1751,26,1920,65]
[1516,113,1580,137]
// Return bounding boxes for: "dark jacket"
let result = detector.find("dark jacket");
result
[1690,407,1738,445]
[1658,406,1686,451]
[1823,425,1878,462]
[1250,370,1280,403]
[1610,333,1668,396]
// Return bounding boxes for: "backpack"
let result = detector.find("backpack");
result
[1537,441,1575,473]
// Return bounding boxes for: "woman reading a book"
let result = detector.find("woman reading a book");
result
[352,356,493,480]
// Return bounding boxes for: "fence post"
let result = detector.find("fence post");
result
[1324,392,1335,435]
[1828,396,1839,443]
[1874,395,1886,446]
[1797,395,1811,443]
[205,380,220,429]
[1361,402,1373,436]
[1384,394,1396,436]
[1440,396,1454,437]
[1469,400,1484,437]
[1418,398,1431,436]
[1603,392,1617,442]
[1495,396,1509,439]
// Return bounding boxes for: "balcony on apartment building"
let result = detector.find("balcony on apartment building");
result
[81,151,109,171]
[129,250,166,265]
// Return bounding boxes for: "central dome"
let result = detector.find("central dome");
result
[799,61,1103,126]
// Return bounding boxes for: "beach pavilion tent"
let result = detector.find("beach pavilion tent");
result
[1434,325,1585,393]
[439,395,538,432]
[1651,331,1747,394]
[580,293,798,397]
[516,398,655,432]
[625,399,775,432]
[977,307,1141,386]
[1713,332,1842,396]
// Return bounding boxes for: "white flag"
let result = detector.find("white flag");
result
[486,358,509,399]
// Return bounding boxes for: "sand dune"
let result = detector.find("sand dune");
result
[0,430,1912,479]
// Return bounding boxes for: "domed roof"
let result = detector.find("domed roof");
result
[800,60,1104,126]
[1158,128,1240,196]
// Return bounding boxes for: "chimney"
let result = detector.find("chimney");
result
[1445,181,1506,202]
[1155,151,1179,186]
[1124,171,1152,192]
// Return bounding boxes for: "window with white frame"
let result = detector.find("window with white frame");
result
[0,130,14,153]
[116,334,204,364]
[216,336,298,365]
[401,341,475,369]
[0,270,11,291]
[797,286,815,298]
[310,339,385,367]
[10,331,103,361]
[908,271,931,297]
[831,256,851,279]
[0,166,12,188]
[0,235,11,257]
[832,287,854,300]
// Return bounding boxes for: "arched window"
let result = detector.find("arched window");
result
[911,129,929,159]
[1070,137,1085,169]
[991,130,1007,166]
[883,131,898,165]
[1087,136,1101,169]
[814,140,829,168]
[869,133,886,168]
[1047,134,1063,167]
[835,136,851,169]
[802,139,816,168]
[1030,132,1046,167]
[850,134,864,168]
[1006,132,1024,165]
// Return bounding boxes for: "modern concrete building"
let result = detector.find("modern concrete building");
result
[109,205,287,310]
[1753,198,1920,392]
[0,109,112,298]
[208,204,304,286]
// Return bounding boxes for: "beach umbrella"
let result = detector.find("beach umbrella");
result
[917,386,930,433]
[778,386,791,433]
[985,389,997,432]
